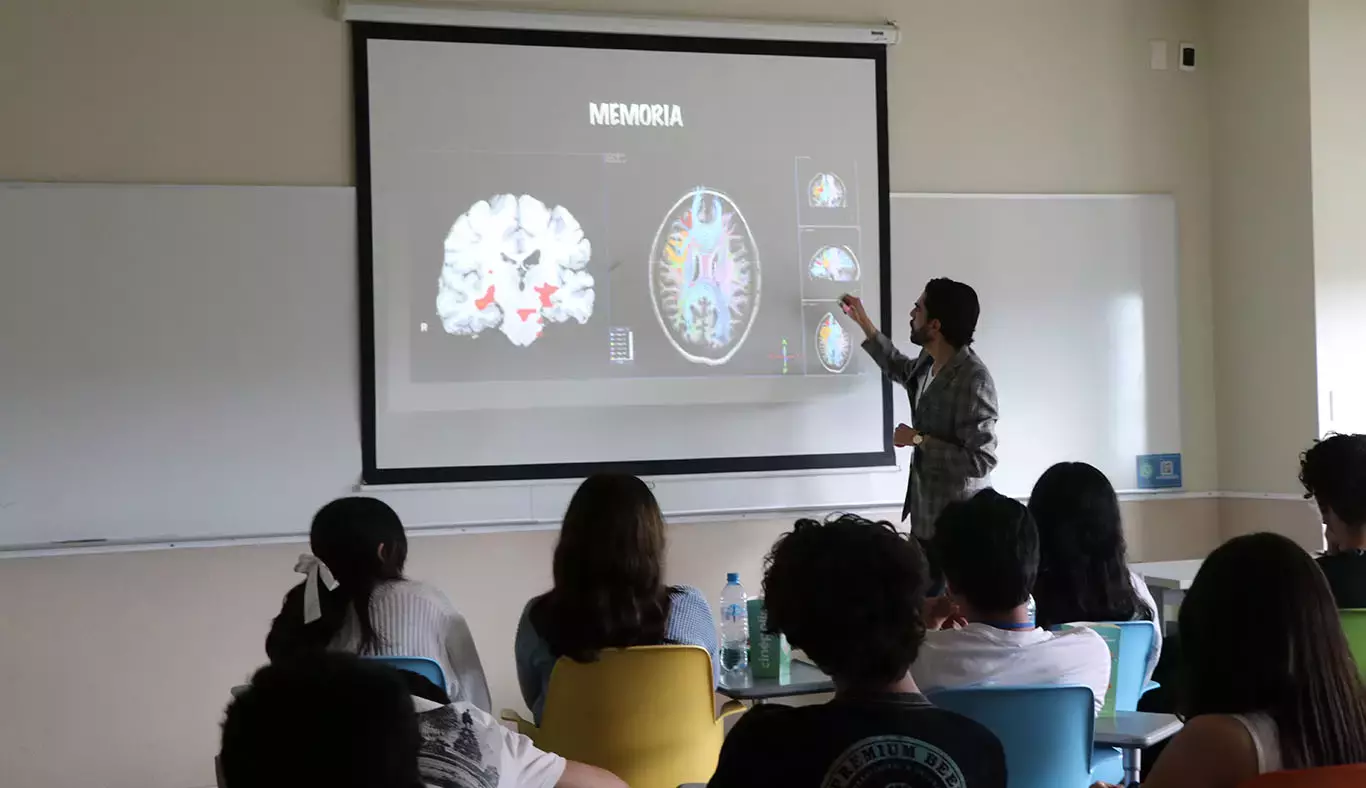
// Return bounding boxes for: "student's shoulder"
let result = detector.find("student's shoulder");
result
[922,706,1007,759]
[1052,623,1112,650]
[725,702,804,743]
[668,585,716,621]
[669,584,709,606]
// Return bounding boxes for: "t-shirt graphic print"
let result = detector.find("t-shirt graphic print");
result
[418,705,501,788]
[822,736,967,788]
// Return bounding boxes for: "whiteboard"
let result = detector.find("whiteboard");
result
[0,185,1178,551]
[891,194,1182,496]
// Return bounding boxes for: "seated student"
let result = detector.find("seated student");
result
[1300,433,1366,608]
[515,474,717,723]
[220,653,424,788]
[399,670,626,788]
[914,489,1113,714]
[265,496,491,710]
[1028,462,1162,679]
[708,514,1006,788]
[1094,532,1366,788]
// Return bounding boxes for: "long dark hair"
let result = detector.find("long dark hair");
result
[1028,462,1152,629]
[265,497,408,661]
[529,474,672,662]
[1179,532,1366,769]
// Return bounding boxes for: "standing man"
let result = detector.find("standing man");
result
[841,279,998,537]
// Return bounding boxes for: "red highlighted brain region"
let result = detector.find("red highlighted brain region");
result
[649,188,761,365]
[435,194,595,347]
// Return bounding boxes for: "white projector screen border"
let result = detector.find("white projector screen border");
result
[351,21,894,485]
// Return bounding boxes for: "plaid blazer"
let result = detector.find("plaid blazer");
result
[862,334,999,537]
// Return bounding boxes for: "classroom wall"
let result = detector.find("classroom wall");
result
[0,1,1228,787]
[1310,0,1366,436]
[1207,0,1318,500]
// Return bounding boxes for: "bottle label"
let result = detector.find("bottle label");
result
[722,602,746,624]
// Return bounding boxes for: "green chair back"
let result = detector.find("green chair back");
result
[1338,609,1366,674]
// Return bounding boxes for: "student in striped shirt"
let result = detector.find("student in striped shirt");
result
[514,474,718,723]
[265,497,491,711]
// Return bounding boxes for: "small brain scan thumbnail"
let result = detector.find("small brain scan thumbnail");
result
[808,245,860,282]
[649,187,761,366]
[435,194,595,348]
[815,312,852,373]
[808,172,847,208]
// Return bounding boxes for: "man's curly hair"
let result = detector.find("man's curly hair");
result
[762,514,929,685]
[1301,434,1366,528]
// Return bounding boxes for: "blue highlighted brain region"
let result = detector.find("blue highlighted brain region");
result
[808,172,847,208]
[816,312,852,373]
[808,245,860,283]
[650,188,761,365]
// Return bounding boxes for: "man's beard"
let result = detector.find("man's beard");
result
[910,324,929,346]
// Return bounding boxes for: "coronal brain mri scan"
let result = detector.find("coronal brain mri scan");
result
[358,24,889,481]
[435,194,596,348]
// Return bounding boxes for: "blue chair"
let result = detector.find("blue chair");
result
[1108,620,1159,712]
[1051,620,1158,713]
[928,685,1119,788]
[363,655,447,690]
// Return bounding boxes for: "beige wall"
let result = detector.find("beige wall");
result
[1206,0,1319,496]
[1310,0,1366,435]
[0,1,1235,787]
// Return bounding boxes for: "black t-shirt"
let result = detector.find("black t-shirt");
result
[708,692,1006,788]
[1318,551,1366,609]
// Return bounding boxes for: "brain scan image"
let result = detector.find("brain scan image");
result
[815,312,852,373]
[649,187,760,365]
[435,194,595,347]
[808,173,847,208]
[808,245,860,282]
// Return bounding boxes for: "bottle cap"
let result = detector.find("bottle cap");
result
[726,572,740,584]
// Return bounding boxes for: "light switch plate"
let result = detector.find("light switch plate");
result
[1150,39,1169,70]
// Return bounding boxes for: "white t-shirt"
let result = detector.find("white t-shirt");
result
[414,697,566,788]
[1129,568,1164,683]
[914,363,937,409]
[912,623,1114,714]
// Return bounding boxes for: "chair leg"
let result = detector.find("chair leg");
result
[1121,747,1141,786]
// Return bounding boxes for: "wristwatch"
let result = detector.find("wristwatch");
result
[911,433,926,447]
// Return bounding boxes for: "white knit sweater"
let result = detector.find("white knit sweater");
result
[329,578,491,712]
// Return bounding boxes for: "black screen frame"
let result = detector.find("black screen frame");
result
[352,21,895,485]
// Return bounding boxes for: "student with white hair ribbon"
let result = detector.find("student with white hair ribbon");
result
[264,497,490,712]
[293,554,339,624]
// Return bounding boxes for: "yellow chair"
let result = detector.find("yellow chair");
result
[1339,609,1366,674]
[501,645,746,788]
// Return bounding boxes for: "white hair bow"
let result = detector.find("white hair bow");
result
[293,554,339,624]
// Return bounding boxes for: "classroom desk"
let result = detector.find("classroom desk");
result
[1133,559,1203,635]
[716,660,834,703]
[1095,711,1184,786]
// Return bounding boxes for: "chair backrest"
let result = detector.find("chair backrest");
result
[1238,765,1366,787]
[536,645,722,788]
[928,685,1096,788]
[1339,610,1366,675]
[1055,620,1156,713]
[361,656,446,691]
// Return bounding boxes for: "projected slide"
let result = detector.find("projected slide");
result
[358,23,890,480]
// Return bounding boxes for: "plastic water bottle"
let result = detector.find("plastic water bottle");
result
[1026,594,1037,627]
[719,572,749,673]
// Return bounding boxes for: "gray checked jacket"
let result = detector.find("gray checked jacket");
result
[862,334,999,537]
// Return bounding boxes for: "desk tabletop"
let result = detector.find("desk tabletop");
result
[1094,711,1183,748]
[717,660,834,700]
[1134,559,1203,590]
